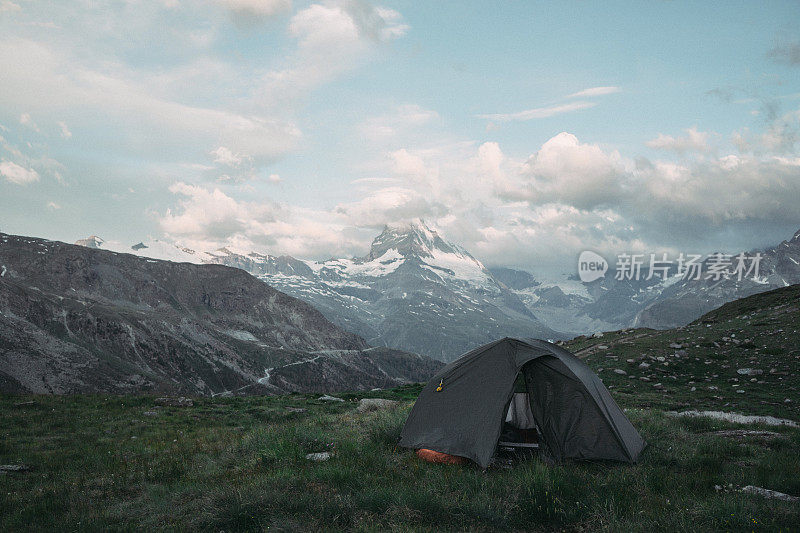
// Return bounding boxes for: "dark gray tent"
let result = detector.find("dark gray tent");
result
[400,338,646,468]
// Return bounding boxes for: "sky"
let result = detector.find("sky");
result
[1,0,800,275]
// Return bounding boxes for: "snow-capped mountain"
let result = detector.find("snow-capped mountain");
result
[79,221,561,361]
[495,227,800,334]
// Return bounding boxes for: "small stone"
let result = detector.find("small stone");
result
[691,387,696,392]
[305,452,331,462]
[639,377,650,382]
[13,401,35,407]
[656,356,666,362]
[669,343,683,349]
[317,395,344,402]
[626,359,635,364]
[597,345,609,350]
[639,362,650,369]
[143,411,158,416]
[286,407,308,413]
[613,369,627,375]
[0,464,30,473]
[736,390,745,394]
[737,368,762,376]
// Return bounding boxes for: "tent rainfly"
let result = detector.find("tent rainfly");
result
[400,338,646,467]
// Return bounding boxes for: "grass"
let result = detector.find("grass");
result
[1,389,798,531]
[2,287,799,531]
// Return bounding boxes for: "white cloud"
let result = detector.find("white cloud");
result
[57,121,72,139]
[46,201,60,210]
[217,0,292,20]
[19,113,39,132]
[0,1,20,14]
[512,132,628,209]
[359,104,438,141]
[477,101,596,123]
[211,146,245,167]
[566,86,621,98]
[268,173,282,183]
[0,160,40,185]
[646,127,711,153]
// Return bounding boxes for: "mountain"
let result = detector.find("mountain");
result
[0,233,442,395]
[81,222,562,361]
[496,228,800,335]
[635,229,800,329]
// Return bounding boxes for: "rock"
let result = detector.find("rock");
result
[357,398,399,412]
[638,362,650,369]
[317,395,344,402]
[639,377,650,381]
[613,369,627,375]
[305,452,331,462]
[286,407,308,413]
[669,343,683,349]
[736,368,762,376]
[674,350,688,357]
[690,387,696,392]
[143,411,159,416]
[626,359,635,364]
[667,410,798,427]
[0,464,30,473]
[710,429,784,439]
[740,485,799,502]
[656,356,666,362]
[597,345,609,350]
[736,389,745,394]
[13,401,35,407]
[154,397,193,407]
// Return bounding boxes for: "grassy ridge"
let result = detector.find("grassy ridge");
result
[1,391,798,531]
[2,286,799,530]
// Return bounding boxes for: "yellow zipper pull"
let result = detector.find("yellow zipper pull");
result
[435,379,443,392]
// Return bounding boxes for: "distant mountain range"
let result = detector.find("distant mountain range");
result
[74,224,800,360]
[0,233,441,395]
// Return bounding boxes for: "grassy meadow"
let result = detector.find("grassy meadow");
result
[1,387,798,531]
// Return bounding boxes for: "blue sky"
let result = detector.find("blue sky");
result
[1,0,799,273]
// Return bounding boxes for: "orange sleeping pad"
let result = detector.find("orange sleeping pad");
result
[416,448,466,465]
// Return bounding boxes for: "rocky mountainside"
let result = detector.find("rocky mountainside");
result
[564,282,800,420]
[497,228,800,335]
[635,229,800,329]
[0,233,441,395]
[82,221,562,362]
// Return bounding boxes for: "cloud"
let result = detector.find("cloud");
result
[258,2,407,107]
[57,121,72,139]
[359,104,438,141]
[768,40,800,66]
[46,201,60,210]
[217,0,292,26]
[477,101,596,123]
[511,132,628,209]
[19,113,39,132]
[0,160,40,185]
[566,86,621,98]
[645,127,712,153]
[0,1,20,14]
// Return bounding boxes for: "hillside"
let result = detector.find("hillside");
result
[563,283,800,420]
[1,283,798,530]
[0,233,441,395]
[80,221,563,361]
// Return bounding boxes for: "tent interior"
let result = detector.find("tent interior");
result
[500,373,541,450]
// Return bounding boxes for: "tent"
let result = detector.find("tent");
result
[399,338,646,468]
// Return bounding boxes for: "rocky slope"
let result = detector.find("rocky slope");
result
[0,233,441,395]
[83,221,562,362]
[563,283,800,420]
[497,228,800,335]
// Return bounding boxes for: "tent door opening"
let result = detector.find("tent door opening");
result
[499,373,541,450]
